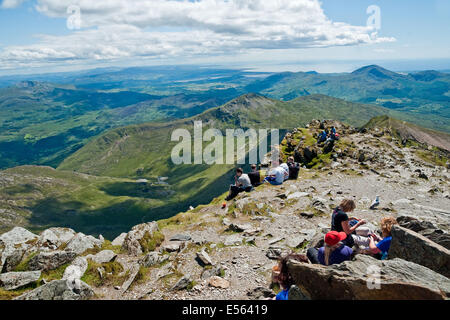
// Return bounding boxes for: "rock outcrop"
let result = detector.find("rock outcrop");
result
[29,251,77,271]
[389,225,450,278]
[65,233,104,255]
[14,280,94,300]
[287,255,450,300]
[122,222,160,256]
[0,271,41,290]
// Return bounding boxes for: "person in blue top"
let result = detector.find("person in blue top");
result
[368,216,398,260]
[317,130,327,143]
[307,231,353,266]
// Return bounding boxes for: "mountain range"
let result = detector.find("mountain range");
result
[1,88,449,238]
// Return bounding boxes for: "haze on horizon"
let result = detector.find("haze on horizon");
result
[0,0,449,76]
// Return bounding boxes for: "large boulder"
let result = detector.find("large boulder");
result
[14,279,94,300]
[139,252,167,268]
[390,225,450,278]
[62,257,88,281]
[287,255,450,300]
[0,227,38,247]
[36,228,76,251]
[111,233,127,247]
[0,271,41,290]
[397,215,450,249]
[0,227,38,272]
[29,251,77,271]
[65,233,103,255]
[0,244,26,273]
[122,222,161,256]
[86,250,117,264]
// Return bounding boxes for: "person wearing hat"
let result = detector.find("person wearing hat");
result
[306,231,353,266]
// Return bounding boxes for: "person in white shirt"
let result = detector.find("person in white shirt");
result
[264,166,285,185]
[225,168,253,201]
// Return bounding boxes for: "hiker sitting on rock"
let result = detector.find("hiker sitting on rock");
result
[248,164,262,187]
[279,158,290,181]
[367,217,398,260]
[287,156,300,180]
[306,231,353,266]
[331,199,366,247]
[264,166,285,185]
[225,168,253,201]
[317,130,327,143]
[272,254,309,300]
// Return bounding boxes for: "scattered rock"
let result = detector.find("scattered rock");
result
[62,257,88,281]
[111,233,127,247]
[122,222,160,256]
[121,263,140,294]
[287,236,307,248]
[29,251,77,271]
[0,271,41,290]
[139,252,167,267]
[87,250,117,264]
[224,234,243,246]
[15,279,94,300]
[65,233,103,255]
[197,249,213,266]
[300,212,314,218]
[268,237,284,245]
[36,228,76,251]
[169,234,192,242]
[201,266,225,280]
[171,274,192,291]
[227,223,253,233]
[0,227,38,247]
[162,242,183,253]
[208,276,230,289]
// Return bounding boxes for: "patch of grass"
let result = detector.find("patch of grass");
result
[134,266,152,285]
[40,263,71,282]
[82,240,122,256]
[416,150,448,167]
[308,153,332,169]
[14,251,38,272]
[139,230,165,253]
[81,260,125,287]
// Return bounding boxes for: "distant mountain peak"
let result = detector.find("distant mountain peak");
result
[351,65,399,79]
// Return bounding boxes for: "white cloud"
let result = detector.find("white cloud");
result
[0,0,396,70]
[1,0,26,8]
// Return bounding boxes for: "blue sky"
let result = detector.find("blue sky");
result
[0,0,449,75]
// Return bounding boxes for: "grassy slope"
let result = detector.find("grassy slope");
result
[2,93,449,238]
[0,83,241,170]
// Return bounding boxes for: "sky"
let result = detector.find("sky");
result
[0,0,449,75]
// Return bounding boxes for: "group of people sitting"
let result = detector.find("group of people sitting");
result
[224,157,300,201]
[263,157,300,186]
[317,126,339,143]
[274,199,398,300]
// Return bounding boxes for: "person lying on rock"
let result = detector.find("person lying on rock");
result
[331,199,367,247]
[306,231,353,266]
[225,168,253,201]
[367,217,398,260]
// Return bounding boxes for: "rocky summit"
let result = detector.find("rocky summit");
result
[0,119,449,300]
